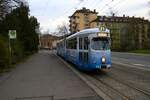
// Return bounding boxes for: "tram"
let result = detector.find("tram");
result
[57,27,111,71]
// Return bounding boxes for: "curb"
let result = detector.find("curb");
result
[54,53,112,100]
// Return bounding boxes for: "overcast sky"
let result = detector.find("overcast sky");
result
[28,0,150,33]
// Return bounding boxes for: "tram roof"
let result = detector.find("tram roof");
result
[66,28,110,40]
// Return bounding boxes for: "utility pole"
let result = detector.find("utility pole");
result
[8,35,11,66]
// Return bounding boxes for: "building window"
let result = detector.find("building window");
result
[104,18,108,21]
[76,16,80,19]
[97,23,99,26]
[111,19,114,21]
[84,16,89,23]
[84,14,88,16]
[84,23,89,26]
[100,17,103,21]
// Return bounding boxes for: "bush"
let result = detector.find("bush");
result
[0,36,9,70]
[11,40,24,64]
[0,35,24,71]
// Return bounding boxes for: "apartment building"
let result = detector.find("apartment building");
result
[69,8,150,50]
[90,14,150,50]
[69,7,98,34]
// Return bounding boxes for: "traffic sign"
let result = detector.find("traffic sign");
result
[99,26,106,31]
[9,30,17,39]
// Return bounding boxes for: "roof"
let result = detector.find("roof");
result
[69,7,98,18]
[66,28,110,40]
[91,15,150,24]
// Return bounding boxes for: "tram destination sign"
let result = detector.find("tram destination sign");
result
[97,32,108,37]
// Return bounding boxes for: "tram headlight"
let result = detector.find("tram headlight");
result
[102,57,106,63]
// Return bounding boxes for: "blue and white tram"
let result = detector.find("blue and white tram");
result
[57,27,111,71]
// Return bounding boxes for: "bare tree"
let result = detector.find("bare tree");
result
[0,0,27,19]
[42,29,50,34]
[56,22,69,36]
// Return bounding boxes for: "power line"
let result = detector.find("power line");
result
[100,0,126,14]
[59,0,86,17]
[104,0,124,15]
[93,0,105,9]
[76,0,90,9]
[110,0,128,15]
[53,0,128,32]
[90,0,104,9]
[97,0,114,13]
[52,0,89,32]
[51,0,85,28]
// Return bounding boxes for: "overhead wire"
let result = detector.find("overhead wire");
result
[53,0,130,33]
[93,0,127,16]
[58,0,87,17]
[97,0,114,13]
[109,0,127,12]
[111,0,128,16]
[52,0,85,32]
[77,0,93,9]
[54,0,89,34]
[103,0,125,15]
[89,0,104,9]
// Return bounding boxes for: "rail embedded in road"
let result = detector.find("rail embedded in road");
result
[55,51,150,100]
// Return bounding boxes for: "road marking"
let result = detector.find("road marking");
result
[112,52,150,56]
[112,61,150,71]
[133,64,145,67]
[54,53,112,100]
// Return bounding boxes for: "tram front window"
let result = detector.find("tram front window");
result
[91,38,110,50]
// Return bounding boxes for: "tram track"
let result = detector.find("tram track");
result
[83,72,129,100]
[85,73,131,100]
[62,61,150,100]
[106,73,150,97]
[111,64,150,93]
[82,63,150,100]
[89,71,150,100]
[56,52,150,100]
[112,63,150,80]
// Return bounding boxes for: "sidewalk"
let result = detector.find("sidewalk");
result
[0,50,102,100]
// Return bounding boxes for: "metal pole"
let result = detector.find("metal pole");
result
[8,36,11,66]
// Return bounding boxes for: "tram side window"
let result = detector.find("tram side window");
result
[84,37,89,50]
[79,38,82,49]
[66,38,77,49]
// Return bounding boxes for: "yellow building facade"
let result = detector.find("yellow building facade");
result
[69,7,98,34]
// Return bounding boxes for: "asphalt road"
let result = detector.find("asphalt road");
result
[112,52,150,70]
[0,50,100,100]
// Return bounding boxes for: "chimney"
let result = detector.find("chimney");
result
[94,9,96,13]
[112,13,115,17]
[132,16,134,18]
[123,14,125,17]
[82,7,86,10]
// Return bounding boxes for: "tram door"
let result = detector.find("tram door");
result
[79,37,89,65]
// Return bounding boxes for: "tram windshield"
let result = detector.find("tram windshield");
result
[91,37,110,50]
